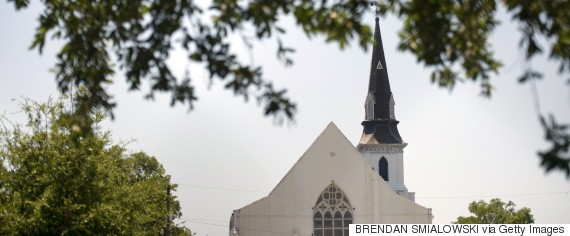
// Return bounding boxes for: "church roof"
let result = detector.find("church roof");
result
[359,17,403,145]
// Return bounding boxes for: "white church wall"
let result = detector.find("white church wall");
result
[375,176,429,223]
[361,148,407,192]
[230,123,431,236]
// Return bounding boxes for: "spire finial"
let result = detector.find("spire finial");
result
[370,1,380,18]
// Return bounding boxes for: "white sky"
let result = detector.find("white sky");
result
[1,2,569,235]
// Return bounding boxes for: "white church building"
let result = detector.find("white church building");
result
[229,17,433,236]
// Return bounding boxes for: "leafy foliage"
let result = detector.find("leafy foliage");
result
[378,0,570,177]
[7,0,374,127]
[0,97,190,235]
[454,198,534,224]
[539,115,570,177]
[388,0,501,96]
[6,0,570,175]
[379,0,570,97]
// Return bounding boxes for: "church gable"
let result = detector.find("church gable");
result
[267,122,367,197]
[230,122,430,235]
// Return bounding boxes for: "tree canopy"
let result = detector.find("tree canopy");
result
[454,198,534,224]
[0,97,191,235]
[6,0,569,176]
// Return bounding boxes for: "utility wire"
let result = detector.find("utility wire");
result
[529,64,543,116]
[182,218,227,223]
[177,183,568,199]
[186,220,313,236]
[416,191,568,199]
[177,183,268,193]
[186,219,227,227]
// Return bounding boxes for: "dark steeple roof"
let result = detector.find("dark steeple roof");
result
[368,17,392,119]
[359,17,403,145]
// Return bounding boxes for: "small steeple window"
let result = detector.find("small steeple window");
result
[379,157,389,181]
[377,60,383,69]
[389,94,395,119]
[365,93,375,120]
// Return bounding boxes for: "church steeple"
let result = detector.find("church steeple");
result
[357,16,412,198]
[360,17,403,145]
[367,17,392,119]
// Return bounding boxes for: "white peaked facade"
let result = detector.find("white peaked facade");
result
[229,17,432,236]
[229,123,432,236]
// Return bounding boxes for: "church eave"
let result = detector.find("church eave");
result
[356,142,408,153]
[360,120,403,144]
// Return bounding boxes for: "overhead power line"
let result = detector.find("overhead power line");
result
[416,191,568,199]
[177,183,268,194]
[185,219,313,236]
[177,183,568,199]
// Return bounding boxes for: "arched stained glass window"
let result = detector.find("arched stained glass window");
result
[379,157,388,181]
[343,212,352,236]
[313,184,353,236]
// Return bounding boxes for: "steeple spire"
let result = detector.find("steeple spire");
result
[368,17,393,120]
[359,17,403,145]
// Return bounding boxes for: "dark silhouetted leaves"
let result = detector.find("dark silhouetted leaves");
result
[539,115,570,177]
[8,0,570,176]
[518,69,543,83]
[10,0,374,132]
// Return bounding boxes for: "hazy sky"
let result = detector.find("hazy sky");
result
[1,2,569,235]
